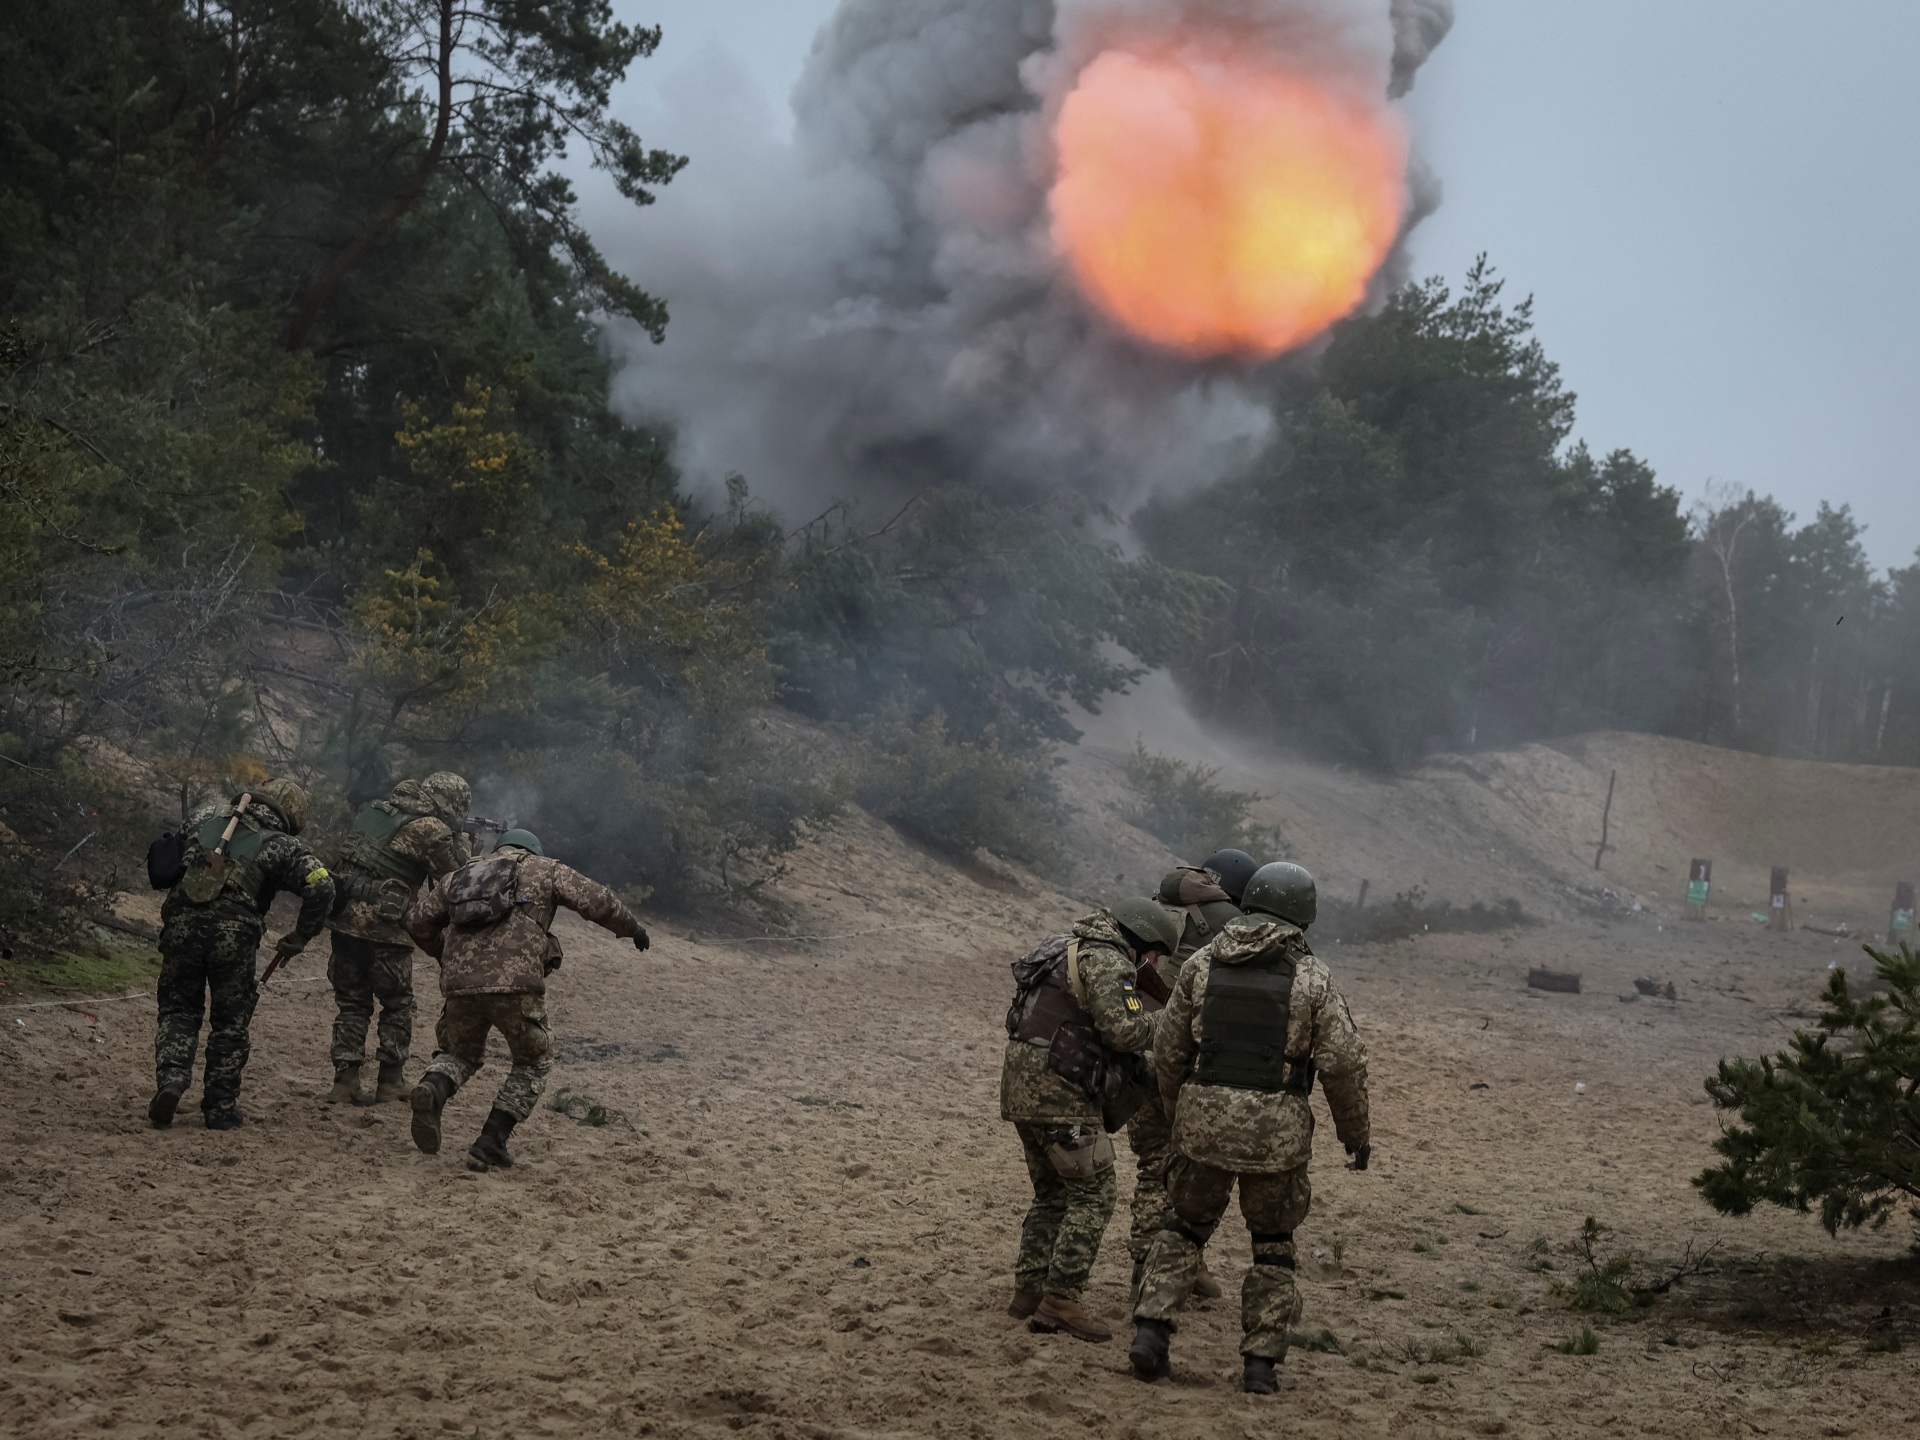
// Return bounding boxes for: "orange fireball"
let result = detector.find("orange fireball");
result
[1050,49,1409,358]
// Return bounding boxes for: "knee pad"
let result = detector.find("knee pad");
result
[1045,1125,1116,1181]
[1252,1253,1297,1270]
[1250,1230,1294,1246]
[1163,1215,1216,1248]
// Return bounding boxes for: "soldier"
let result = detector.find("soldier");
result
[324,772,471,1105]
[1000,897,1180,1343]
[1126,848,1264,1301]
[148,778,336,1131]
[404,829,650,1171]
[1128,861,1371,1394]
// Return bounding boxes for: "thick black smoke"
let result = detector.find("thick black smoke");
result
[603,0,1454,516]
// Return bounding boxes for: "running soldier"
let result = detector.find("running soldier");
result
[148,779,335,1130]
[1000,898,1180,1342]
[325,772,471,1105]
[1128,862,1371,1394]
[404,829,650,1171]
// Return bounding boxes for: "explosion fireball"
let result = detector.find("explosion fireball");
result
[1050,48,1409,359]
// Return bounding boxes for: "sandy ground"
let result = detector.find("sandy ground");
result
[4,784,1919,1439]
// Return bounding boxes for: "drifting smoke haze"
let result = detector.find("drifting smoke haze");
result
[604,0,1454,516]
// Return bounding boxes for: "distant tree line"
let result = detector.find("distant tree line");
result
[1141,261,1920,771]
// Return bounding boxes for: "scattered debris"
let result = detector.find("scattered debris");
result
[1528,967,1581,994]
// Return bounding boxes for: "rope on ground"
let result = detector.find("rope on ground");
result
[1,989,151,1013]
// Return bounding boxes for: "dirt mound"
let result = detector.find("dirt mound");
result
[1061,671,1920,930]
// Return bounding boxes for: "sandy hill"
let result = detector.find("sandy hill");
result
[1060,671,1920,929]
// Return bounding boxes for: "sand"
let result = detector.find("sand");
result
[5,718,1920,1438]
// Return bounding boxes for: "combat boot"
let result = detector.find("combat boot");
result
[1007,1290,1042,1319]
[371,1063,409,1104]
[204,1108,243,1131]
[1028,1294,1110,1342]
[1193,1257,1223,1300]
[409,1071,455,1154]
[147,1083,185,1128]
[466,1107,517,1171]
[1242,1355,1279,1394]
[327,1065,362,1104]
[1128,1319,1173,1381]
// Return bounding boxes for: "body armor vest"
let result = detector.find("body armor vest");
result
[339,803,426,884]
[1177,899,1243,960]
[1194,951,1313,1095]
[178,812,276,911]
[1006,935,1085,1045]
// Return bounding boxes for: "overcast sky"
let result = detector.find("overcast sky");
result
[610,1,1920,570]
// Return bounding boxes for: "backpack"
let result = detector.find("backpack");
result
[444,854,523,928]
[147,831,187,891]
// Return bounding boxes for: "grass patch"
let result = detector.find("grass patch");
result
[0,925,159,1001]
[1412,1233,1445,1255]
[1450,1202,1484,1215]
[1370,1289,1406,1301]
[1395,1332,1482,1367]
[1290,1328,1345,1354]
[1862,1331,1902,1355]
[548,1087,622,1127]
[1460,1280,1481,1293]
[1554,1327,1601,1355]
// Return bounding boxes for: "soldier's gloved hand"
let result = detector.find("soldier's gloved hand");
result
[633,927,651,952]
[272,933,308,962]
[1345,1142,1371,1173]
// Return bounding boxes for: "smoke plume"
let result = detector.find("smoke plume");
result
[603,0,1454,516]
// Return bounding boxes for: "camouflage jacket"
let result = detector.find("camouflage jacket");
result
[1157,916,1369,1173]
[999,911,1157,1125]
[161,801,335,940]
[329,781,468,944]
[406,848,645,996]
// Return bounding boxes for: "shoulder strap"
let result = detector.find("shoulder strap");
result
[1065,938,1085,1006]
[1186,902,1212,937]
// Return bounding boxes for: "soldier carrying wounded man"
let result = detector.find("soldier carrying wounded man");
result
[405,828,650,1171]
[1129,861,1371,1394]
[1000,897,1182,1342]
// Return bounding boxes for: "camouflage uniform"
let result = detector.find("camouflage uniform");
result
[406,846,646,1123]
[1000,911,1157,1302]
[1133,916,1369,1362]
[153,784,334,1125]
[1126,867,1244,1266]
[326,775,469,1089]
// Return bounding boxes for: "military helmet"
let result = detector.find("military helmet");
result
[495,828,543,856]
[1200,848,1261,905]
[420,770,471,820]
[1109,896,1182,956]
[1241,861,1316,928]
[251,777,311,835]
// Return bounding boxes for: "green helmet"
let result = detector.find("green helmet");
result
[495,828,544,856]
[1109,896,1182,956]
[252,777,311,835]
[420,771,471,821]
[1242,861,1316,928]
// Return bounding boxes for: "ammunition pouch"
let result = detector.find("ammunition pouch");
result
[1044,1124,1115,1182]
[1007,933,1152,1132]
[1195,951,1312,1095]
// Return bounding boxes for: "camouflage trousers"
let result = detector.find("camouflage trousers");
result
[1013,1121,1118,1301]
[422,993,553,1121]
[1133,1156,1311,1360]
[154,910,263,1119]
[1125,1089,1175,1263]
[327,933,415,1075]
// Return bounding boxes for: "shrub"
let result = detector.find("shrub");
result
[855,711,1061,863]
[1121,740,1280,860]
[1696,943,1920,1238]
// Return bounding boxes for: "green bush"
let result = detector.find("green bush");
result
[1696,943,1920,1238]
[1121,741,1279,860]
[855,712,1061,863]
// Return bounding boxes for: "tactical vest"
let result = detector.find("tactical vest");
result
[177,811,277,912]
[336,802,432,919]
[1176,898,1243,960]
[1006,934,1086,1046]
[1193,951,1314,1095]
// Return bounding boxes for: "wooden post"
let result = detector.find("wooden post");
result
[1892,882,1915,947]
[1768,867,1793,933]
[1593,769,1616,870]
[1685,858,1712,921]
[1355,879,1370,912]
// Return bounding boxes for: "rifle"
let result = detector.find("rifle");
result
[258,940,296,987]
[462,814,507,850]
[1134,951,1173,1007]
[205,793,253,879]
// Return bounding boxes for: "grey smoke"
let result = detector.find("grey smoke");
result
[602,0,1454,518]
